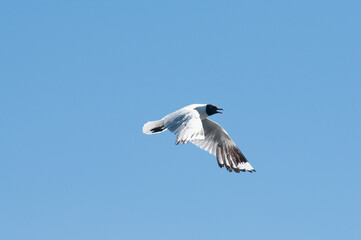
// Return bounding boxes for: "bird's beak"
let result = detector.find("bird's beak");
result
[216,108,223,114]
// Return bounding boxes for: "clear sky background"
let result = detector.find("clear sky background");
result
[1,1,360,239]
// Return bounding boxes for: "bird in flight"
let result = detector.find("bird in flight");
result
[142,104,255,173]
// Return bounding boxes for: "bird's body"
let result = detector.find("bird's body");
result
[143,104,255,173]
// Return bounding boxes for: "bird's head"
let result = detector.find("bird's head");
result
[206,104,223,116]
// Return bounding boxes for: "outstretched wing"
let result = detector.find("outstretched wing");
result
[192,119,255,173]
[164,109,204,145]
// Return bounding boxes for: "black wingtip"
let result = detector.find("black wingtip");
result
[150,126,165,133]
[217,162,225,168]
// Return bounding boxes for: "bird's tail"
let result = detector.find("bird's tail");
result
[143,119,166,135]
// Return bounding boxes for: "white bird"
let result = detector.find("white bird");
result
[142,104,255,173]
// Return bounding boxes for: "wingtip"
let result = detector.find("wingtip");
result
[217,162,225,168]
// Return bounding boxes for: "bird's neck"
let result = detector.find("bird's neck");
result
[194,105,208,120]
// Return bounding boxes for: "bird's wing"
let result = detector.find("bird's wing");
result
[164,109,204,145]
[192,118,255,173]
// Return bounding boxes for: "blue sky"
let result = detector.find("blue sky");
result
[1,1,360,239]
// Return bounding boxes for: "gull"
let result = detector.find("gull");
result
[142,104,255,173]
